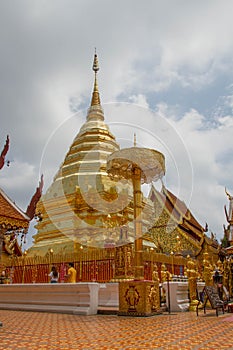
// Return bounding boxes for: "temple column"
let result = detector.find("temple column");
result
[132,165,143,280]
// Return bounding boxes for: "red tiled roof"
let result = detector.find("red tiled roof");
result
[149,185,204,242]
[162,187,204,232]
[0,188,29,228]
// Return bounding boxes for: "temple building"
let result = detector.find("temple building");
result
[0,188,29,263]
[27,54,219,264]
[148,185,219,263]
[0,136,28,264]
[0,136,43,265]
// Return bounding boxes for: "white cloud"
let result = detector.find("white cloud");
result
[219,116,233,128]
[165,107,233,238]
[128,94,149,109]
[0,161,38,210]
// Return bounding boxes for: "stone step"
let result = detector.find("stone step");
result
[97,306,119,315]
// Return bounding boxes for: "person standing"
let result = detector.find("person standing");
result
[48,266,59,283]
[65,263,77,283]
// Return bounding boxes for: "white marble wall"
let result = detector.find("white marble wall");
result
[0,281,206,315]
[98,283,119,307]
[162,281,205,312]
[0,283,99,315]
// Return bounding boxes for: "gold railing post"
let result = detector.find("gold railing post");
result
[79,245,83,281]
[22,250,27,284]
[48,248,54,282]
[171,251,174,276]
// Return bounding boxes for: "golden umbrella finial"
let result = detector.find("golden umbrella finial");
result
[91,49,101,106]
[92,48,99,73]
[134,133,137,147]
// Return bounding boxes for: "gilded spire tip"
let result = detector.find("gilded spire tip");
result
[134,133,137,147]
[92,51,99,73]
[91,51,101,107]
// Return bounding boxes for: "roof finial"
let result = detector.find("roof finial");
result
[134,133,137,147]
[91,50,101,106]
[225,187,233,200]
[92,48,99,73]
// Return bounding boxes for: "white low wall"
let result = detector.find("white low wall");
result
[0,283,99,315]
[98,283,119,307]
[0,281,206,315]
[163,281,189,312]
[162,281,205,312]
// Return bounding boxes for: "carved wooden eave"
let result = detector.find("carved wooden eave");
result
[0,188,29,259]
[162,187,204,238]
[149,185,205,251]
[0,188,30,230]
[225,245,233,255]
[176,227,202,251]
[204,234,219,249]
[194,230,220,259]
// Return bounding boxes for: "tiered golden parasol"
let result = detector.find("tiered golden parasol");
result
[107,146,165,279]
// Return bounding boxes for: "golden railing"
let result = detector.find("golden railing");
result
[4,248,187,284]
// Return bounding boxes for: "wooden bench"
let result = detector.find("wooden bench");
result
[196,286,225,317]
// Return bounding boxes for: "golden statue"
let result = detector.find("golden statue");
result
[202,251,213,286]
[216,259,223,275]
[149,264,160,311]
[186,256,199,310]
[223,259,231,293]
[152,263,159,284]
[161,263,172,283]
[149,286,159,312]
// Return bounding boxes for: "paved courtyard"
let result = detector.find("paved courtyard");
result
[0,309,233,349]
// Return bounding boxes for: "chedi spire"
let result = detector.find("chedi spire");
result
[90,51,101,107]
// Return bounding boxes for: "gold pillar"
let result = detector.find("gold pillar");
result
[132,165,143,280]
[171,251,174,275]
[0,229,4,265]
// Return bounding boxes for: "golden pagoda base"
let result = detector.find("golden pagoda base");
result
[118,280,161,317]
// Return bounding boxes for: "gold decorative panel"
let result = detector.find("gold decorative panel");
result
[118,280,160,316]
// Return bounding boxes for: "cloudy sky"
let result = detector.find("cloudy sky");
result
[0,0,233,249]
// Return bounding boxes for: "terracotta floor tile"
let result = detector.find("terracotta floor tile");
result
[0,310,233,349]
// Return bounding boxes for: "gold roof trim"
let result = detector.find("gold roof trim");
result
[177,227,201,250]
[0,217,29,229]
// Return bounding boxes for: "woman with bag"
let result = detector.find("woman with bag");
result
[48,266,59,283]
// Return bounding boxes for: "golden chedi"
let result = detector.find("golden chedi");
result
[28,54,154,256]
